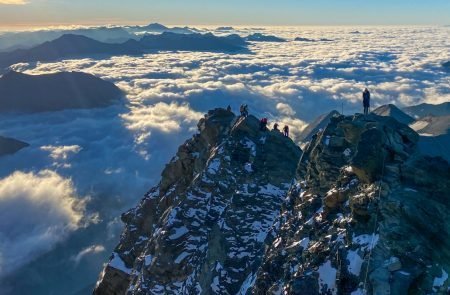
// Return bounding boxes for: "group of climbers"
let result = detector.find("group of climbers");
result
[229,104,292,137]
[261,118,289,137]
[230,87,371,138]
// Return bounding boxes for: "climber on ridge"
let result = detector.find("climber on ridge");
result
[363,88,371,115]
[227,105,232,112]
[260,118,268,131]
[283,125,289,137]
[240,104,249,117]
[273,123,279,131]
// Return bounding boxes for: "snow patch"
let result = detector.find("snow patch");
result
[347,250,364,276]
[144,254,153,267]
[109,252,132,274]
[207,158,221,174]
[317,260,337,294]
[169,226,189,240]
[343,148,352,157]
[244,162,253,173]
[351,288,366,295]
[433,268,448,291]
[174,251,190,264]
[353,234,379,251]
[237,272,256,295]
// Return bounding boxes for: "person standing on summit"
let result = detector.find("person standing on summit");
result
[363,88,371,115]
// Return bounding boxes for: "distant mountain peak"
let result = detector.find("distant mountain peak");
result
[372,103,415,125]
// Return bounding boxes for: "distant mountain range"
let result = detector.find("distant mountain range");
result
[126,23,199,34]
[294,37,333,42]
[0,27,136,52]
[0,32,248,69]
[403,102,450,119]
[0,71,122,113]
[0,136,29,157]
[245,33,286,42]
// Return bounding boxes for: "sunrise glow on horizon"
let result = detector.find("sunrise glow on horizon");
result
[1,0,450,29]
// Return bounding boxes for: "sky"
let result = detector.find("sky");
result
[0,0,450,28]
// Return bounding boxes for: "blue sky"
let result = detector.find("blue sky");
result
[0,0,449,27]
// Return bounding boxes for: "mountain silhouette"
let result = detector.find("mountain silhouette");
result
[0,33,248,69]
[0,71,123,113]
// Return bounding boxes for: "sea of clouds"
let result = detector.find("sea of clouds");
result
[0,25,449,294]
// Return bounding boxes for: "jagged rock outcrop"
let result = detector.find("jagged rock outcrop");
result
[252,113,449,294]
[94,109,302,294]
[96,110,449,295]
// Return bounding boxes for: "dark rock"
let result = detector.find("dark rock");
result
[95,109,450,295]
[94,108,301,294]
[0,135,29,157]
[372,104,415,125]
[0,32,248,69]
[351,128,386,183]
[245,33,286,42]
[0,71,122,113]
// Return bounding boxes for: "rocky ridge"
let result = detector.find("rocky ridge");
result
[94,109,302,294]
[253,113,449,294]
[95,109,449,294]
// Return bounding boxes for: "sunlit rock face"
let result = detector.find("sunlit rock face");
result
[94,108,301,294]
[253,113,449,295]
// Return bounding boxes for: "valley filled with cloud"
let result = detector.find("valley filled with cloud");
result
[0,25,449,294]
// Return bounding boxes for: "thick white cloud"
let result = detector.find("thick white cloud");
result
[276,102,296,116]
[0,170,89,277]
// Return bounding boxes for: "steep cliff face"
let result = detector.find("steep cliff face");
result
[253,113,449,294]
[94,109,302,294]
[95,110,449,295]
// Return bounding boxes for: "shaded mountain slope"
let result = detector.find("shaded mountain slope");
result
[0,71,122,113]
[372,104,415,125]
[403,102,450,119]
[0,32,248,69]
[0,136,29,157]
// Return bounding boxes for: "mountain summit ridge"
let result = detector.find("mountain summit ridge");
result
[95,109,450,294]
